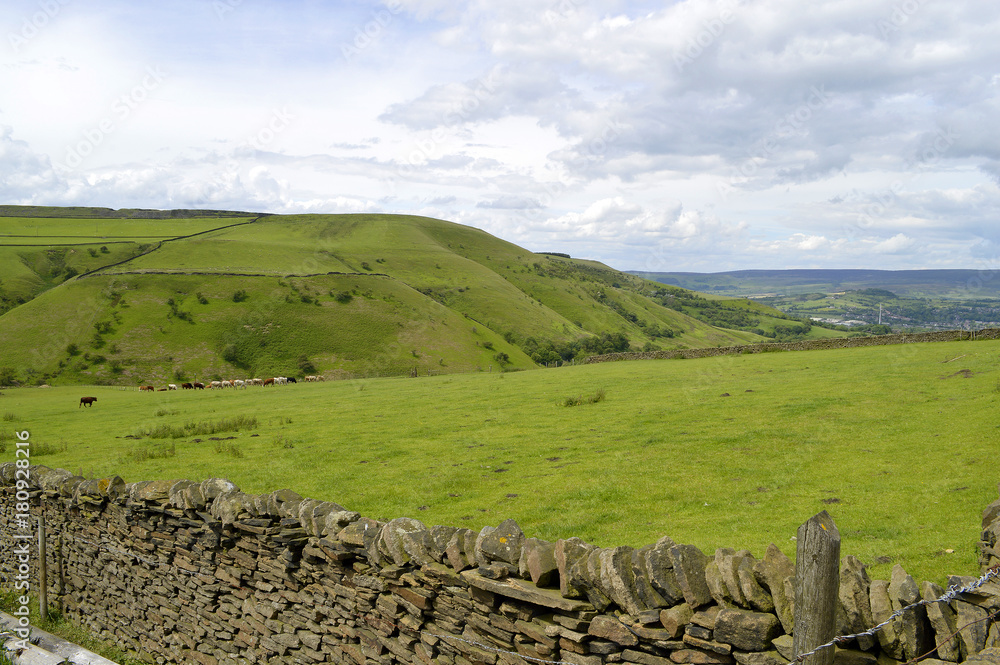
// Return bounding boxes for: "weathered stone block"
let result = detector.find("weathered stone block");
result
[589,615,640,646]
[477,519,525,566]
[967,647,1000,665]
[522,538,558,586]
[380,517,428,566]
[706,560,731,607]
[668,648,734,664]
[753,544,795,634]
[446,528,479,572]
[661,603,695,638]
[732,650,787,665]
[922,581,960,662]
[954,600,989,659]
[599,546,650,615]
[839,556,875,651]
[556,537,597,599]
[869,579,903,660]
[713,609,781,652]
[669,544,713,609]
[719,550,751,608]
[646,537,685,607]
[832,647,877,665]
[737,558,773,614]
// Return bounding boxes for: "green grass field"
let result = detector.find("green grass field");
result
[2,337,996,587]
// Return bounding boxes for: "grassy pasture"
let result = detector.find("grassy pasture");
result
[1,338,997,586]
[0,215,252,243]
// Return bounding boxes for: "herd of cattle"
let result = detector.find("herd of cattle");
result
[137,375,326,392]
[79,375,326,407]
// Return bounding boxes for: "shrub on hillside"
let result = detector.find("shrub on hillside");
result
[563,389,606,407]
[0,367,18,387]
[297,355,317,374]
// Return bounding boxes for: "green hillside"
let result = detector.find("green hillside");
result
[0,208,779,386]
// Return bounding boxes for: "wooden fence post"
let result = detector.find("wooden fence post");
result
[38,514,48,620]
[793,510,840,665]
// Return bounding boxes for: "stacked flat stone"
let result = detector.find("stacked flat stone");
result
[1,464,998,665]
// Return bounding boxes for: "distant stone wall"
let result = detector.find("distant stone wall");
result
[1,465,998,665]
[586,329,1000,364]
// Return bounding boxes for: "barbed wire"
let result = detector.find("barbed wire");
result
[793,565,1000,663]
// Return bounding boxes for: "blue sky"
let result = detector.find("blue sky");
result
[2,0,999,274]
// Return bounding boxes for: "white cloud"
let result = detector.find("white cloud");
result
[1,0,999,271]
[873,233,917,254]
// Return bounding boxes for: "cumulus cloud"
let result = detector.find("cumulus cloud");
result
[873,233,917,254]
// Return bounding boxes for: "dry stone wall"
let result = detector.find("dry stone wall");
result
[585,329,1000,365]
[1,465,999,665]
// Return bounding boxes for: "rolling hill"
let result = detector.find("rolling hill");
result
[0,207,789,386]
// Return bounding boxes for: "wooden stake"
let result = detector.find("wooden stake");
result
[793,510,840,665]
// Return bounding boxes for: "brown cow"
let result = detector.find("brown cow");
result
[263,378,275,386]
[139,385,154,392]
[181,382,194,389]
[193,382,205,389]
[79,397,97,407]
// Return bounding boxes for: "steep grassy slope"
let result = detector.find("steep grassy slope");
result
[0,209,773,385]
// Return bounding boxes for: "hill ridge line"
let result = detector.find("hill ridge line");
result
[79,269,391,279]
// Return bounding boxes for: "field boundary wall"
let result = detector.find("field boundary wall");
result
[585,329,1000,364]
[1,465,999,665]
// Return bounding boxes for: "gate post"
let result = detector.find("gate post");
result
[793,510,840,665]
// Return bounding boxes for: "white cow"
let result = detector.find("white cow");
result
[209,381,222,389]
[234,379,246,389]
[167,384,178,391]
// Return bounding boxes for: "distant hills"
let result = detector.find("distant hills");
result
[630,269,1000,299]
[1,207,800,386]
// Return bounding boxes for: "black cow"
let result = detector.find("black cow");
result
[79,397,97,408]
